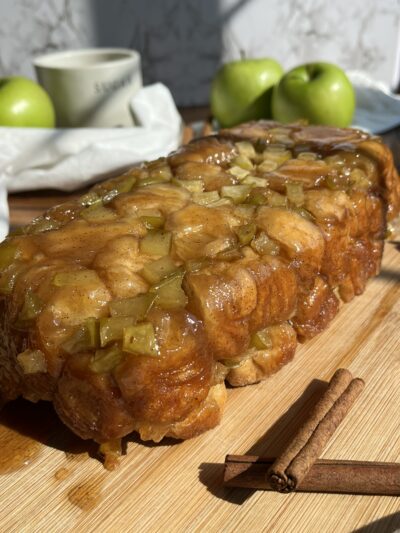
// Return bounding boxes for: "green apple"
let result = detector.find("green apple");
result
[271,62,355,127]
[211,58,283,127]
[0,76,55,128]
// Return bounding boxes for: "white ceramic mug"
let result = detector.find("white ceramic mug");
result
[34,48,143,128]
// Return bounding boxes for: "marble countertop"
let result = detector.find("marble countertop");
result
[1,0,399,106]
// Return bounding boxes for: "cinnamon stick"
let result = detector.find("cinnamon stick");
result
[224,455,400,495]
[268,369,364,492]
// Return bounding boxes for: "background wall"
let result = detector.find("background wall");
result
[0,0,399,106]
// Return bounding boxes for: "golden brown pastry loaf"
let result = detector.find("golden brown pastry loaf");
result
[0,121,398,447]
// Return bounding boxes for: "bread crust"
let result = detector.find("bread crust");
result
[0,121,398,444]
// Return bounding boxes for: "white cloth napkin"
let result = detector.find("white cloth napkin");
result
[348,70,400,134]
[0,82,183,240]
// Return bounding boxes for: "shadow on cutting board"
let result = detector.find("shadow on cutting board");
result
[0,396,181,475]
[351,511,400,533]
[377,268,400,282]
[199,378,328,505]
[0,398,100,471]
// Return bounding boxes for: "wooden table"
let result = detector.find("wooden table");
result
[1,120,400,532]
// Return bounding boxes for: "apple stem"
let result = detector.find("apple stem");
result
[240,49,246,60]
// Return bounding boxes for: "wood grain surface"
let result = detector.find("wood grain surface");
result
[1,121,400,532]
[0,241,399,532]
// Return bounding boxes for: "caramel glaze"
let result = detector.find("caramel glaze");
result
[67,474,106,511]
[0,121,399,448]
[0,399,49,473]
[0,399,106,512]
[0,398,97,474]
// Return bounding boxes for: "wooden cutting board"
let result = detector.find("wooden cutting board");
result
[0,244,399,533]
